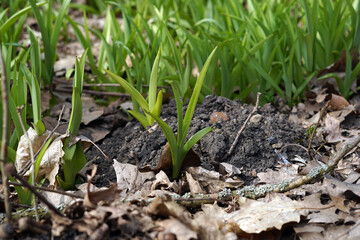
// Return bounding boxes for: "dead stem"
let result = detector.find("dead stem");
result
[16,106,39,221]
[6,181,83,199]
[4,164,64,217]
[227,92,261,156]
[0,41,12,222]
[307,102,329,160]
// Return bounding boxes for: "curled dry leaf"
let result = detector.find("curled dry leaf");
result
[329,94,350,111]
[15,128,63,185]
[187,167,242,192]
[84,166,122,208]
[185,171,205,194]
[151,170,179,192]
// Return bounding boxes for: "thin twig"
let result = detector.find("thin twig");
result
[307,102,330,160]
[18,105,66,176]
[16,106,39,221]
[6,181,83,198]
[4,164,64,217]
[221,135,360,200]
[313,140,328,157]
[0,41,12,221]
[57,82,172,90]
[279,143,309,154]
[227,92,261,156]
[55,87,131,97]
[279,143,322,158]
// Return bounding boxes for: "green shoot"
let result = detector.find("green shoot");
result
[146,47,218,178]
[57,50,88,190]
[105,49,163,128]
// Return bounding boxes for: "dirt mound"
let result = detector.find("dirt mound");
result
[86,95,310,186]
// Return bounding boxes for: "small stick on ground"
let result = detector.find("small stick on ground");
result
[226,135,360,200]
[0,41,12,222]
[307,101,329,160]
[227,92,261,156]
[6,181,83,199]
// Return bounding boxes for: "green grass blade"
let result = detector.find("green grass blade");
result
[50,0,70,56]
[151,90,163,124]
[105,69,149,111]
[128,110,148,129]
[184,127,214,153]
[0,1,46,37]
[183,46,218,138]
[170,82,184,142]
[149,48,161,112]
[145,110,178,158]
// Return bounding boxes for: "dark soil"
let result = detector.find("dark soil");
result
[86,95,311,187]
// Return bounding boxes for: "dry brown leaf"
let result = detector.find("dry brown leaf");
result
[344,170,360,184]
[113,160,154,199]
[323,177,360,200]
[151,170,179,192]
[15,128,63,185]
[192,204,239,240]
[307,207,340,223]
[81,96,105,125]
[293,223,325,240]
[42,191,80,207]
[226,194,309,233]
[329,94,350,111]
[257,164,299,184]
[54,55,75,73]
[185,171,205,194]
[41,90,52,113]
[186,167,236,193]
[218,162,241,177]
[157,218,197,240]
[324,114,342,143]
[84,166,121,208]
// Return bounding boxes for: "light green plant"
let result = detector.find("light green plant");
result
[146,47,218,178]
[28,0,71,86]
[105,49,163,128]
[0,1,46,44]
[57,50,88,190]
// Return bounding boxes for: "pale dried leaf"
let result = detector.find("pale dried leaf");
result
[185,171,205,194]
[81,96,104,125]
[227,194,309,233]
[257,164,299,184]
[187,167,235,192]
[307,207,340,223]
[192,204,239,240]
[157,218,197,240]
[113,160,154,199]
[151,170,179,192]
[15,128,64,185]
[218,162,241,176]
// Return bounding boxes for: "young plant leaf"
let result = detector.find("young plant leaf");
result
[182,46,218,144]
